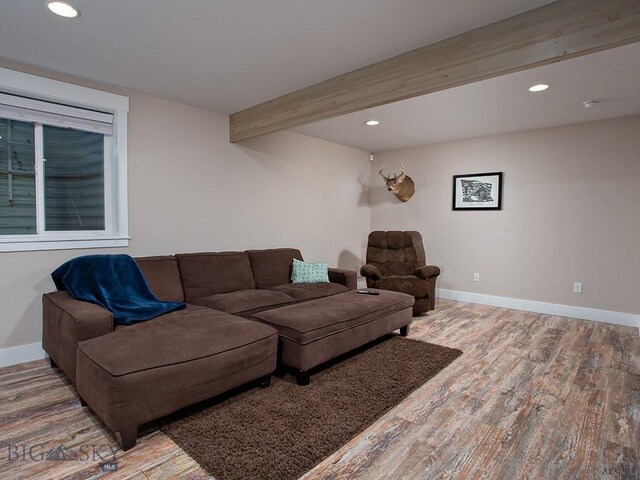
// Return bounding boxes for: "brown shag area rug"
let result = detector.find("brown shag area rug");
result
[161,335,462,480]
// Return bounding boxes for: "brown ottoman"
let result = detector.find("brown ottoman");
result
[251,289,414,385]
[76,306,278,450]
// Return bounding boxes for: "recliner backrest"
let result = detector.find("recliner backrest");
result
[366,231,426,277]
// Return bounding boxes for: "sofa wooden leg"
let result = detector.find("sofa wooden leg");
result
[400,324,411,337]
[49,357,57,369]
[258,375,271,388]
[296,370,310,386]
[119,426,138,452]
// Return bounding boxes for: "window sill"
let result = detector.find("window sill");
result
[0,237,130,253]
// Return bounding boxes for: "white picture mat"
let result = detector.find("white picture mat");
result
[454,174,500,208]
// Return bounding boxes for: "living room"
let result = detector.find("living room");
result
[0,1,638,479]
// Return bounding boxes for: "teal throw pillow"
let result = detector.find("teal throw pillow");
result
[291,258,329,284]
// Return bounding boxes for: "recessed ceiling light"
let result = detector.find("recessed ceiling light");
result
[46,1,80,18]
[582,100,600,108]
[365,120,380,126]
[528,84,549,92]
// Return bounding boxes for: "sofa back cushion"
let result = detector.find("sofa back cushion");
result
[246,248,303,288]
[135,255,185,302]
[177,252,256,301]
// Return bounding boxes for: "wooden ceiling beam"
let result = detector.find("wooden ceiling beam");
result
[229,0,640,143]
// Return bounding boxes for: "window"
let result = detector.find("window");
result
[43,125,105,232]
[0,68,129,251]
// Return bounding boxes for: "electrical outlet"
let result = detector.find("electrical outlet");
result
[473,272,480,282]
[574,282,583,294]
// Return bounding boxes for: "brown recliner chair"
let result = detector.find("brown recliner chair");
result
[360,231,440,315]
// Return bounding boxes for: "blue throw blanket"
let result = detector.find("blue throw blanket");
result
[52,254,185,325]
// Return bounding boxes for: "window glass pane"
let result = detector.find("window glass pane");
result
[44,126,105,231]
[0,118,36,235]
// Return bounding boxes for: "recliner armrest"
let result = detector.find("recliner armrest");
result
[327,268,357,290]
[413,265,441,280]
[360,264,382,281]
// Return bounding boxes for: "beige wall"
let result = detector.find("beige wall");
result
[0,61,371,350]
[1,59,638,353]
[371,116,640,315]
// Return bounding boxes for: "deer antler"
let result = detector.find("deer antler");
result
[397,162,406,182]
[379,163,390,180]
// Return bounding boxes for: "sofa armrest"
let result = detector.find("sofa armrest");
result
[360,264,382,281]
[328,268,357,290]
[44,292,114,339]
[413,265,441,280]
[42,292,114,383]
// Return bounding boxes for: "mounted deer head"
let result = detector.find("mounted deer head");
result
[379,162,415,202]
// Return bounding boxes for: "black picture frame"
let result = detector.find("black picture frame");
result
[452,172,503,210]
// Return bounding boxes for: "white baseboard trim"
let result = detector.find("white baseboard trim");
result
[0,342,46,369]
[437,288,640,331]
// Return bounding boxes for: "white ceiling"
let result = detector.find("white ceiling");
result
[1,1,637,152]
[294,42,640,152]
[0,0,554,114]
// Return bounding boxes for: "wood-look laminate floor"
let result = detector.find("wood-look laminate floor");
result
[0,299,638,479]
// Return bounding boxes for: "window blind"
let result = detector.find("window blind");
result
[0,92,113,135]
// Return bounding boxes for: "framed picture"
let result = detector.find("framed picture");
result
[452,172,503,210]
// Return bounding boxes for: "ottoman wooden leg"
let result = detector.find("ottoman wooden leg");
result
[400,324,411,337]
[79,397,88,407]
[296,370,310,386]
[119,426,138,451]
[49,357,57,369]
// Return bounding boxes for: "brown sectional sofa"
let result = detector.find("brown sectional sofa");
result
[42,248,413,451]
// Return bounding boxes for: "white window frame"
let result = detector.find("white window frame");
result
[0,67,129,252]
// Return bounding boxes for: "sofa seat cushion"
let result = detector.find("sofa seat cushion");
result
[374,275,430,299]
[269,282,348,301]
[78,305,277,377]
[112,303,204,331]
[192,289,296,315]
[252,289,414,345]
